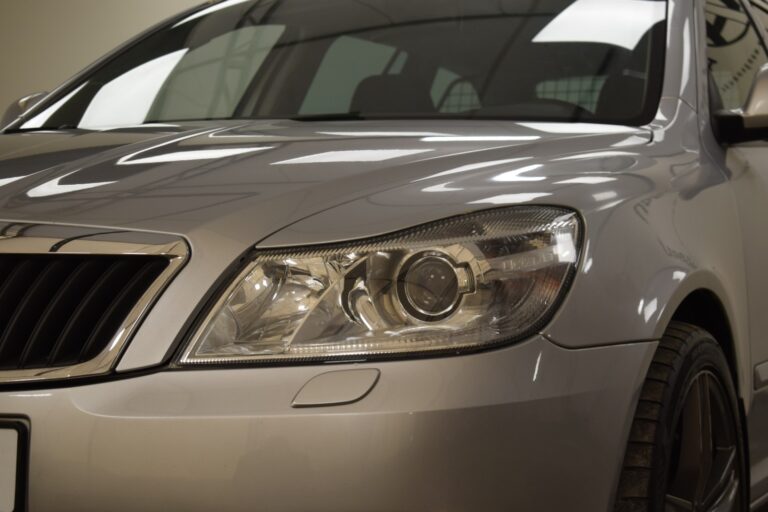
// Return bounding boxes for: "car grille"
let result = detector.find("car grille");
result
[0,254,169,370]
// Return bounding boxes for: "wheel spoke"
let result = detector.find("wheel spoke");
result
[665,371,742,512]
[694,375,715,505]
[666,493,695,511]
[703,447,736,503]
[709,477,739,512]
[668,375,712,505]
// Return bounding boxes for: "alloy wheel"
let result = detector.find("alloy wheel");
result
[665,371,741,511]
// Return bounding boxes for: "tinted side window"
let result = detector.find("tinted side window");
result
[707,0,768,110]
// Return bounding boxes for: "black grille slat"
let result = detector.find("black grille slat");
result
[19,260,110,369]
[45,260,129,366]
[48,259,147,366]
[0,260,75,369]
[77,259,167,362]
[0,259,48,335]
[0,256,19,291]
[0,254,168,371]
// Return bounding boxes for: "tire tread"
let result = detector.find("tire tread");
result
[613,321,744,512]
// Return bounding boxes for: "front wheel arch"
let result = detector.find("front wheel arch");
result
[669,289,738,396]
[614,322,749,511]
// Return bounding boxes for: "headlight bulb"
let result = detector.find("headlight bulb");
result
[397,252,473,321]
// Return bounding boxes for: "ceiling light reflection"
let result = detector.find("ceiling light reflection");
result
[422,136,540,142]
[469,193,552,205]
[422,182,462,192]
[120,147,272,165]
[643,298,659,322]
[320,132,451,137]
[173,0,253,28]
[27,170,116,198]
[80,50,188,129]
[492,164,546,182]
[273,149,432,165]
[97,123,182,131]
[0,176,27,188]
[533,0,666,50]
[593,191,619,201]
[557,151,635,161]
[416,157,533,182]
[555,177,617,185]
[518,122,640,134]
[612,135,652,147]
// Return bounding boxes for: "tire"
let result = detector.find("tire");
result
[614,321,748,511]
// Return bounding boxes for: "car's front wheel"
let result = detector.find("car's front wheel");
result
[614,321,748,511]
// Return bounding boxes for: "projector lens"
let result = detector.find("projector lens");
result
[400,254,463,320]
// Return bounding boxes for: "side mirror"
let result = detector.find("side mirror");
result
[714,64,768,144]
[1,92,48,129]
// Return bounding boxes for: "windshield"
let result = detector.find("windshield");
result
[17,0,667,131]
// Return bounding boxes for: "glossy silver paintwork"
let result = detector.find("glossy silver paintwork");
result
[291,368,380,407]
[14,336,656,512]
[0,0,766,510]
[0,121,656,374]
[0,223,188,383]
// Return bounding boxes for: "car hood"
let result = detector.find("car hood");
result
[0,119,651,249]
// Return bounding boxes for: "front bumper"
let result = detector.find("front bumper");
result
[0,336,655,512]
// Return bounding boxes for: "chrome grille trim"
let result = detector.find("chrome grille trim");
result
[0,222,189,383]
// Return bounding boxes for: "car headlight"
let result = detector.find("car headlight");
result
[180,207,580,365]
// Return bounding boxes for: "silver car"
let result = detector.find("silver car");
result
[2,0,768,510]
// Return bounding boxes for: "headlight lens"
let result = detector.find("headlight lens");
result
[180,207,580,365]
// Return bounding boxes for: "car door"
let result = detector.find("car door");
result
[706,0,768,501]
